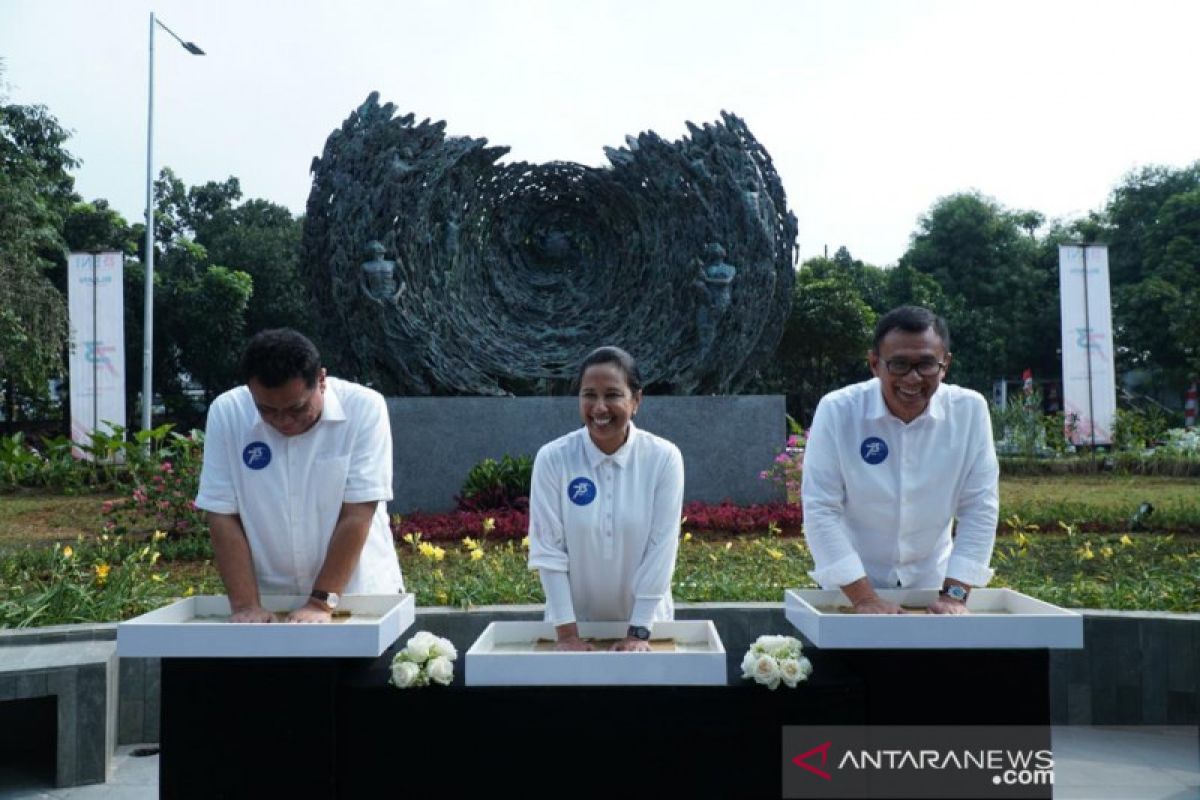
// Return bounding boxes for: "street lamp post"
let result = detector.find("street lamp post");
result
[143,12,204,432]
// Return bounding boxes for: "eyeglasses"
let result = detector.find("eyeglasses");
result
[884,359,946,377]
[256,390,319,422]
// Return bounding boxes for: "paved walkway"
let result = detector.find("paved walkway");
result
[1,726,1196,798]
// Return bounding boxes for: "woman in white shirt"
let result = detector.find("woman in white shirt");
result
[527,347,685,652]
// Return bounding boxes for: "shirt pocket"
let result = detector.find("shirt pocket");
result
[313,455,350,534]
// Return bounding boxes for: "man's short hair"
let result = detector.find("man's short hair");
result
[241,329,322,388]
[872,306,951,353]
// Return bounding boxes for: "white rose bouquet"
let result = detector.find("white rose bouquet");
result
[740,634,812,690]
[389,631,458,689]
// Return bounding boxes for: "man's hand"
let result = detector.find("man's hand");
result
[553,622,594,651]
[286,600,333,624]
[609,637,651,652]
[842,576,904,614]
[927,595,969,615]
[852,597,905,614]
[229,605,276,623]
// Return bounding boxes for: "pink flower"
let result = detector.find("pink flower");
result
[774,453,790,464]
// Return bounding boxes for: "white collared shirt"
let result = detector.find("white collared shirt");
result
[800,378,999,590]
[195,377,402,595]
[527,423,684,628]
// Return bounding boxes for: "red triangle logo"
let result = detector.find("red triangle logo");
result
[791,741,832,781]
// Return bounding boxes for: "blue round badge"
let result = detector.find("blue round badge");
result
[242,441,272,470]
[567,477,597,506]
[860,437,889,465]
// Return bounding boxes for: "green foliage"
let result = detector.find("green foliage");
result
[0,423,197,493]
[991,524,1199,613]
[101,430,207,539]
[457,454,534,511]
[755,258,875,423]
[0,535,181,627]
[0,95,75,400]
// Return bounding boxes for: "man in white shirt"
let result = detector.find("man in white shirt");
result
[801,306,999,615]
[195,329,401,623]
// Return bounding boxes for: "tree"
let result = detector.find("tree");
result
[899,192,1052,392]
[0,84,77,413]
[756,261,876,424]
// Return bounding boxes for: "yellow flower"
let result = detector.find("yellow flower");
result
[521,536,530,549]
[767,521,781,537]
[1015,531,1028,549]
[470,548,484,561]
[1078,544,1095,561]
[462,537,479,551]
[93,563,111,584]
[418,542,436,558]
[183,586,195,597]
[1100,545,1114,559]
[150,552,161,565]
[432,546,446,561]
[766,548,784,560]
[682,532,693,543]
[62,545,74,559]
[152,529,168,542]
[482,517,496,534]
[402,532,416,545]
[724,542,733,551]
[150,574,165,582]
[436,590,449,604]
[1119,534,1133,547]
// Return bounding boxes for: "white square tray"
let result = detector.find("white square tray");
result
[465,620,727,686]
[117,594,415,658]
[785,588,1083,649]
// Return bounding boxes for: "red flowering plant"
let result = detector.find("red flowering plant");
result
[760,432,806,505]
[681,500,802,536]
[102,430,207,539]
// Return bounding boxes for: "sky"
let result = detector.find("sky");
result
[3,0,1199,267]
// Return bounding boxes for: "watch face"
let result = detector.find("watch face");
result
[629,625,650,641]
[945,585,968,602]
[325,592,340,609]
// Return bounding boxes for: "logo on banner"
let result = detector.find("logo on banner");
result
[792,741,833,781]
[567,477,596,505]
[1074,327,1108,359]
[860,437,888,465]
[84,340,118,377]
[242,442,272,470]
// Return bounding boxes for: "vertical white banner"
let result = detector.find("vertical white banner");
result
[1058,244,1116,445]
[68,252,126,456]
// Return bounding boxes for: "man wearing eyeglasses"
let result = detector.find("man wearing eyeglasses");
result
[801,306,999,615]
[195,328,402,623]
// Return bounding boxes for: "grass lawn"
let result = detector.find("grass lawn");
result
[1,473,1197,625]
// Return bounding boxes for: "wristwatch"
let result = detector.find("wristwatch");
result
[939,584,969,603]
[627,625,651,641]
[310,589,340,610]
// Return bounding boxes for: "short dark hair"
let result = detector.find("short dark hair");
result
[241,329,322,389]
[872,305,951,353]
[571,346,643,394]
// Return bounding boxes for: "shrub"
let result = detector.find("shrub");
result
[101,430,207,539]
[456,454,533,511]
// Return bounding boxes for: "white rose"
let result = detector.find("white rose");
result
[405,631,438,663]
[426,655,454,686]
[740,649,760,679]
[753,654,781,690]
[390,660,422,689]
[430,636,458,661]
[799,656,813,677]
[778,658,807,688]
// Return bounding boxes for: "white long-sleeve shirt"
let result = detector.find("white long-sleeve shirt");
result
[527,423,684,629]
[800,378,999,591]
